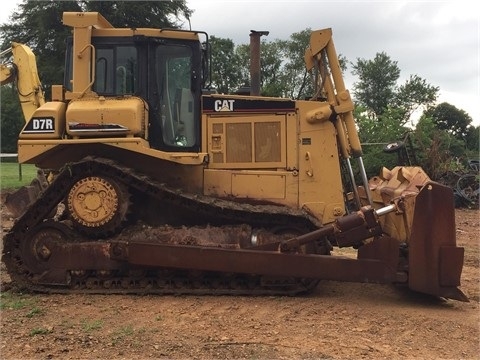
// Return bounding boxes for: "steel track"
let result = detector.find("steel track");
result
[3,156,325,295]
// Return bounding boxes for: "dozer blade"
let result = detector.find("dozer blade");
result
[408,181,469,302]
[4,185,40,218]
[4,170,47,218]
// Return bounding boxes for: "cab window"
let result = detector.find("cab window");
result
[156,45,195,147]
[94,46,137,95]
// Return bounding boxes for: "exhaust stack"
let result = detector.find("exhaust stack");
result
[249,30,269,96]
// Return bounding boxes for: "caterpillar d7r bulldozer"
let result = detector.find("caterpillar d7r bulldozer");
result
[0,12,467,301]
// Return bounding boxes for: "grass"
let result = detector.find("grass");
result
[115,324,134,337]
[81,319,104,333]
[25,307,43,318]
[29,327,51,336]
[0,292,35,310]
[0,162,38,190]
[110,324,144,346]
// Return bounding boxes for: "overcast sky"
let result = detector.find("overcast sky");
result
[187,0,479,126]
[1,1,479,126]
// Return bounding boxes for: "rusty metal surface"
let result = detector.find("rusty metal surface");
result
[357,235,404,282]
[334,207,383,248]
[5,184,40,218]
[249,30,269,96]
[279,225,334,252]
[408,182,468,301]
[4,169,48,218]
[110,240,398,285]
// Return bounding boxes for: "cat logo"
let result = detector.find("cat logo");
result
[214,99,235,112]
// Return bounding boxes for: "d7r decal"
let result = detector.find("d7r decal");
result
[23,117,55,133]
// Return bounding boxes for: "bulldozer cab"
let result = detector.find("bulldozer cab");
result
[62,13,204,152]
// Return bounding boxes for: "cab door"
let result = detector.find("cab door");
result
[148,41,201,152]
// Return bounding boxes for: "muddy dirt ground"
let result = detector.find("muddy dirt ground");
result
[0,191,478,360]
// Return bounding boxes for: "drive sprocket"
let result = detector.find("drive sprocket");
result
[67,175,130,238]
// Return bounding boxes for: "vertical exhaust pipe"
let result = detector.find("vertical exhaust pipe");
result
[249,30,269,96]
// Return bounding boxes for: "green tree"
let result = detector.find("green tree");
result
[257,39,285,97]
[281,30,310,99]
[223,39,288,97]
[231,40,287,97]
[351,53,439,125]
[85,0,192,28]
[464,125,480,157]
[234,43,250,90]
[354,105,411,177]
[413,115,467,179]
[209,36,242,94]
[351,52,400,118]
[393,74,439,124]
[426,102,473,139]
[0,85,23,153]
[415,103,478,175]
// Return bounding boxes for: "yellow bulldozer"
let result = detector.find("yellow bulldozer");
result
[0,12,467,301]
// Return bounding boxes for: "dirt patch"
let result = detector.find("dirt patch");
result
[0,191,479,359]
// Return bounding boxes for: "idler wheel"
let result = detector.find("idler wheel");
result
[20,221,72,275]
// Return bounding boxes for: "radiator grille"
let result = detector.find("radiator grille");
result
[226,123,252,163]
[255,122,281,162]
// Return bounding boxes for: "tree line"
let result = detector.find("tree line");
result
[1,0,478,182]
